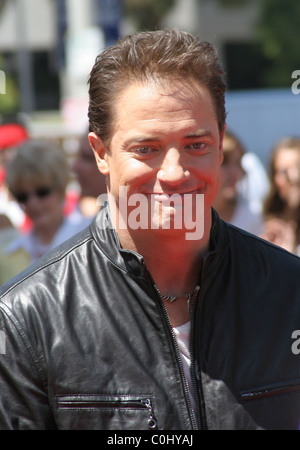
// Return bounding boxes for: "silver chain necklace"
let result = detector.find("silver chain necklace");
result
[155,284,200,304]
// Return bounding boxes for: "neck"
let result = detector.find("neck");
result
[116,209,211,297]
[34,216,64,245]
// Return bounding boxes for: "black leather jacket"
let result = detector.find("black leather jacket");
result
[1,206,300,430]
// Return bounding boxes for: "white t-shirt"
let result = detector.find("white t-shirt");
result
[5,215,90,263]
[231,195,263,236]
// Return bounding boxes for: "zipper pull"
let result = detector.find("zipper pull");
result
[142,398,158,430]
[188,284,200,314]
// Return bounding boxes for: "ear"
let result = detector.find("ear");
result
[88,132,110,176]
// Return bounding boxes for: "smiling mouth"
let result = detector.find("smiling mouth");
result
[151,190,204,205]
[152,188,204,197]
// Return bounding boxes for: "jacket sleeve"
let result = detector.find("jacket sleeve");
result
[0,304,56,430]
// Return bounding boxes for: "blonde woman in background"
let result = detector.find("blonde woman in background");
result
[261,137,300,255]
[2,139,89,282]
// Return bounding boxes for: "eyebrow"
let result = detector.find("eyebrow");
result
[184,129,214,139]
[126,129,213,142]
[123,129,215,149]
[123,136,161,148]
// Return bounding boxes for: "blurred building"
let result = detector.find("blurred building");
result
[0,0,60,113]
[0,0,260,118]
[0,0,298,164]
[165,0,265,90]
[0,0,120,135]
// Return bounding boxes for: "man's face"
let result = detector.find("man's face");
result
[90,79,224,236]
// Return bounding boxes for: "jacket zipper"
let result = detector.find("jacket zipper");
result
[57,396,158,429]
[188,284,205,430]
[189,252,216,430]
[240,384,300,401]
[152,280,200,430]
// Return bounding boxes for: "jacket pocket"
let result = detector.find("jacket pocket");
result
[239,381,300,429]
[56,394,158,430]
[240,382,300,402]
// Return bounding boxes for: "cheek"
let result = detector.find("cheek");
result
[198,155,222,182]
[109,158,154,189]
[274,176,287,192]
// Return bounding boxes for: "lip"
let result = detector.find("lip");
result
[153,193,182,206]
[151,189,203,204]
[151,188,203,196]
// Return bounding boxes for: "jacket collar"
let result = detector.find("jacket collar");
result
[90,203,225,278]
[90,203,146,278]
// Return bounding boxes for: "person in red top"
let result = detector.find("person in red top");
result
[0,123,28,151]
[0,123,29,234]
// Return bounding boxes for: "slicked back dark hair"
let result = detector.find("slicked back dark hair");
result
[88,28,227,147]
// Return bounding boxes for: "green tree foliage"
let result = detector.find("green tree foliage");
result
[123,0,176,31]
[0,56,19,115]
[0,0,8,15]
[256,0,300,87]
[0,76,19,114]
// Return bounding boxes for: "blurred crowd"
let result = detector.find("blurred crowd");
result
[1,122,300,285]
[0,123,106,284]
[213,130,300,256]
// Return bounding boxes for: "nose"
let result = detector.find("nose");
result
[157,147,189,185]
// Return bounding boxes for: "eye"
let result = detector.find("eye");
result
[138,147,151,153]
[133,146,158,157]
[185,142,208,152]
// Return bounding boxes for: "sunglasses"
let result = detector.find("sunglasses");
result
[14,186,54,204]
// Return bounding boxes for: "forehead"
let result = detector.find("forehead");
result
[275,147,300,166]
[111,79,218,136]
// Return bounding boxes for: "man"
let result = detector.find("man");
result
[0,29,300,430]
